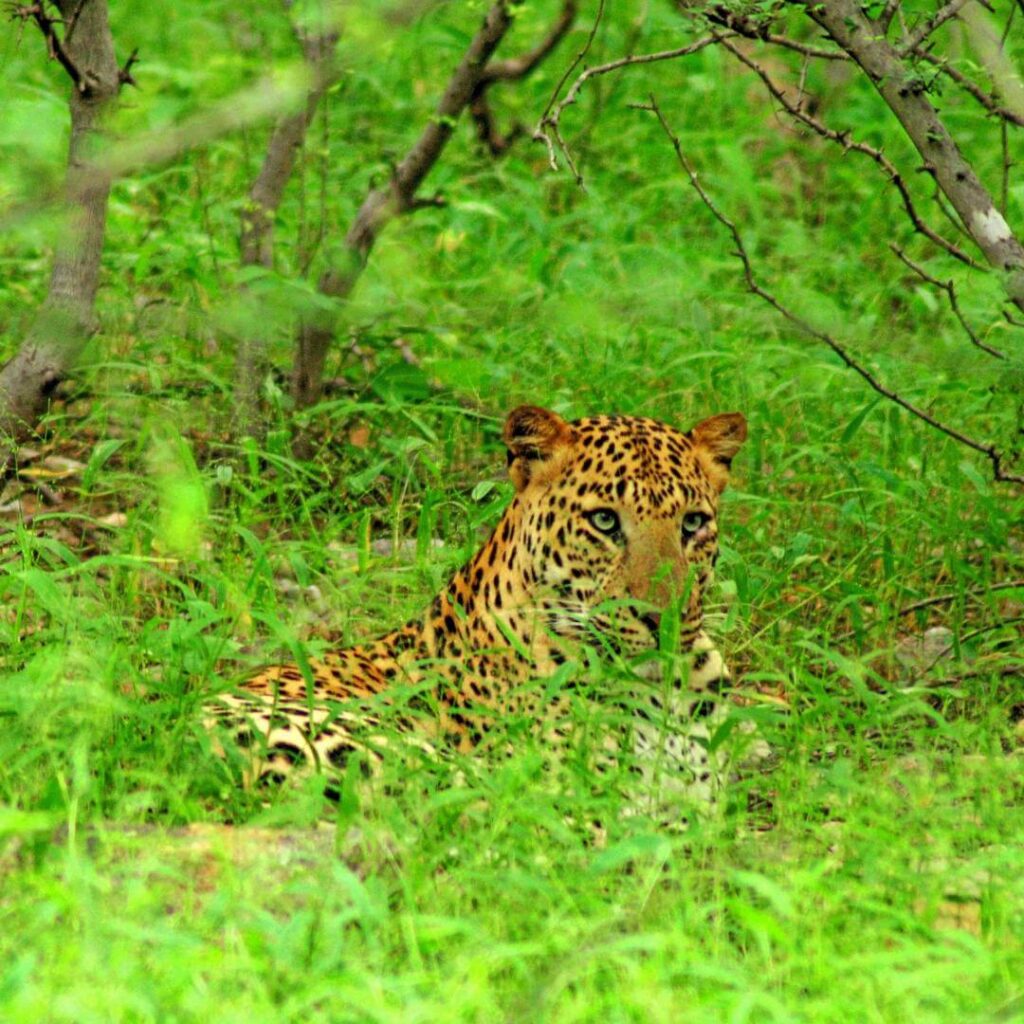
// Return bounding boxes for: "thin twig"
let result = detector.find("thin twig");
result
[890,244,1006,359]
[835,578,1024,643]
[537,0,603,126]
[899,0,975,55]
[1001,1,1017,45]
[896,579,1024,617]
[639,93,1024,486]
[1001,115,1011,213]
[533,0,605,177]
[534,34,724,183]
[911,50,1024,129]
[700,6,849,59]
[751,32,851,60]
[118,46,139,88]
[928,663,1023,686]
[910,615,1024,683]
[717,35,984,269]
[569,1,650,160]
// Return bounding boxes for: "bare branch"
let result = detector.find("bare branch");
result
[12,2,87,92]
[536,0,605,135]
[894,579,1024,617]
[639,93,1023,486]
[809,0,1024,311]
[833,576,1024,646]
[234,12,340,440]
[717,35,984,269]
[118,45,139,88]
[472,0,577,156]
[754,33,851,61]
[899,0,976,55]
[890,244,1006,359]
[479,1,577,84]
[909,616,1024,683]
[239,24,339,269]
[534,34,725,183]
[912,50,1024,129]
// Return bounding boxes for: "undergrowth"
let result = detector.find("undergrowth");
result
[1,3,1022,1021]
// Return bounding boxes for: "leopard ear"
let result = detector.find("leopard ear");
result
[689,412,747,493]
[503,405,574,490]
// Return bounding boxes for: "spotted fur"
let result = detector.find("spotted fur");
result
[207,406,748,812]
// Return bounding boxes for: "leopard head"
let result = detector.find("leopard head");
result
[502,405,746,654]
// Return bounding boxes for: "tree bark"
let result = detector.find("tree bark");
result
[234,17,340,440]
[291,0,520,411]
[807,0,1024,310]
[0,0,122,461]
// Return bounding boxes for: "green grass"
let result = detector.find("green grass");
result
[2,3,1024,1021]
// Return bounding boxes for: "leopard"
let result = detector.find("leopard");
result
[206,404,749,817]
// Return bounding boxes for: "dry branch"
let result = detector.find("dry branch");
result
[716,34,983,269]
[12,2,89,92]
[291,0,521,411]
[240,21,339,269]
[640,94,1023,486]
[696,5,850,59]
[835,578,1024,644]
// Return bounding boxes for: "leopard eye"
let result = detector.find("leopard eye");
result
[585,508,620,535]
[682,511,710,536]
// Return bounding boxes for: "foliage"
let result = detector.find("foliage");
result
[1,2,1023,1021]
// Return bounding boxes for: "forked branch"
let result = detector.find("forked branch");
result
[12,1,88,90]
[533,34,724,183]
[912,50,1024,129]
[292,0,521,412]
[890,244,1006,360]
[471,0,577,155]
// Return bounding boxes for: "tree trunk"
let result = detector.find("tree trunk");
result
[0,0,122,462]
[234,20,339,441]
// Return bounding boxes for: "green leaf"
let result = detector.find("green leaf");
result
[840,398,880,443]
